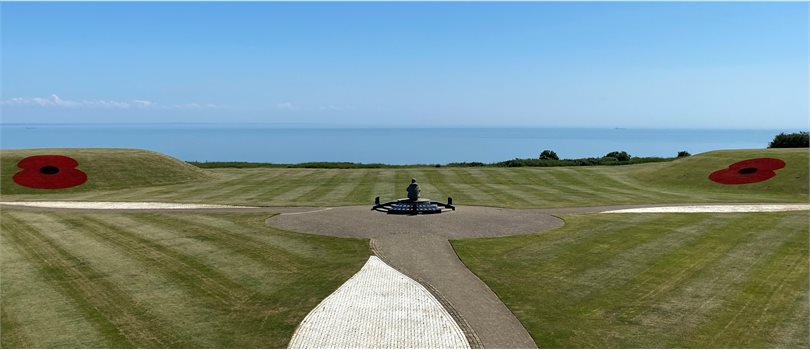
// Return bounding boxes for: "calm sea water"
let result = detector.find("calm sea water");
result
[0,124,792,164]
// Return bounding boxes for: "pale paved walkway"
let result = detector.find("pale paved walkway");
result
[602,204,810,213]
[288,256,470,349]
[0,201,259,210]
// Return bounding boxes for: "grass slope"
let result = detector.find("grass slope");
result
[1,148,212,195]
[629,148,808,198]
[0,209,369,348]
[2,148,806,207]
[452,212,809,348]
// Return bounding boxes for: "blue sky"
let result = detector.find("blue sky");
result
[1,2,807,128]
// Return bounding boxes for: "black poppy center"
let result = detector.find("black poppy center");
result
[737,167,758,175]
[39,166,60,175]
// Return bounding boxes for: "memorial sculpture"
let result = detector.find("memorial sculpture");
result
[406,178,421,201]
[372,178,454,214]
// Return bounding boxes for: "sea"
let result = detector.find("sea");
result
[0,124,797,165]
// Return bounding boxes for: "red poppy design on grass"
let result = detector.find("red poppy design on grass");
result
[12,155,88,189]
[708,158,785,185]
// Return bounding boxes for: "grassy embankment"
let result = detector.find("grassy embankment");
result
[0,210,369,348]
[453,212,809,348]
[1,148,807,207]
[1,147,807,348]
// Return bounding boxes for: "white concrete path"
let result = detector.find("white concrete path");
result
[288,256,470,349]
[0,201,258,210]
[602,204,810,213]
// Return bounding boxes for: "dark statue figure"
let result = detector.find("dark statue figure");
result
[371,178,454,214]
[406,178,421,201]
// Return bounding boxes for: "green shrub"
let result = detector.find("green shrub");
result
[604,151,631,161]
[677,151,691,157]
[539,150,559,160]
[768,132,809,148]
[191,154,674,169]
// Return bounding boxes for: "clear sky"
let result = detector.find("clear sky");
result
[1,2,807,128]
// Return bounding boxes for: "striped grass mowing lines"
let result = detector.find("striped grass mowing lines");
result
[506,168,569,194]
[415,169,457,200]
[370,169,398,200]
[394,170,416,196]
[139,182,225,202]
[565,214,803,347]
[4,211,235,347]
[267,184,320,203]
[62,214,253,306]
[505,169,586,205]
[531,216,695,285]
[593,167,693,200]
[546,167,639,202]
[1,233,106,348]
[511,184,566,207]
[502,214,663,268]
[262,169,341,203]
[293,170,349,203]
[186,213,353,261]
[159,171,260,202]
[182,214,324,259]
[0,307,30,348]
[636,214,796,304]
[693,218,809,347]
[480,183,537,207]
[309,169,368,204]
[770,288,810,348]
[520,168,606,204]
[704,251,806,347]
[344,169,383,204]
[617,215,802,344]
[459,168,519,206]
[482,168,548,204]
[456,168,531,206]
[144,214,306,272]
[575,168,674,202]
[435,170,494,204]
[562,215,722,301]
[743,246,808,342]
[0,214,174,348]
[551,168,641,203]
[112,182,197,201]
[232,169,325,198]
[199,178,285,204]
[612,215,766,313]
[82,214,293,291]
[483,167,528,186]
[0,209,371,348]
[178,175,270,202]
[453,212,810,347]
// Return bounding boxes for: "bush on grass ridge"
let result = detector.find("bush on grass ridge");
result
[539,150,560,160]
[604,151,631,161]
[768,132,809,148]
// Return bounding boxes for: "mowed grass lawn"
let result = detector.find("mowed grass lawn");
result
[452,212,809,348]
[1,148,807,207]
[0,210,369,348]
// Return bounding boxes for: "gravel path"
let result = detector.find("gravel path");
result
[268,205,565,348]
[288,256,470,349]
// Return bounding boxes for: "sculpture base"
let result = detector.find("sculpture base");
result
[372,197,455,215]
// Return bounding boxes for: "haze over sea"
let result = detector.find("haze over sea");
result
[1,124,793,165]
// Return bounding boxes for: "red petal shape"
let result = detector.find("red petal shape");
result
[708,158,786,185]
[12,155,88,189]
